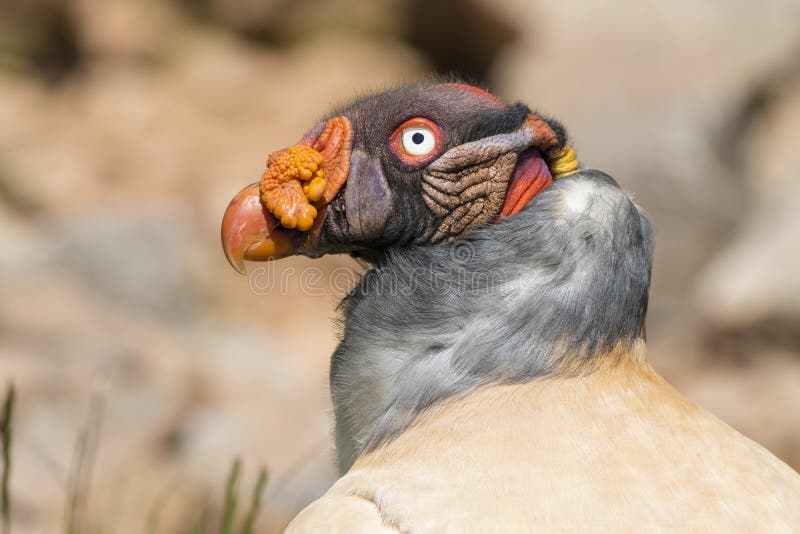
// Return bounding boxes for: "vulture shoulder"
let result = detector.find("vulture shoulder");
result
[287,351,800,533]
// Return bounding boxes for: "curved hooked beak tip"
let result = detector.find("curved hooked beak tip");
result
[220,183,298,274]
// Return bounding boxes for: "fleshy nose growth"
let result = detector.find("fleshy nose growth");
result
[259,144,325,232]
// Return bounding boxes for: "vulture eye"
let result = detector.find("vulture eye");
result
[390,117,442,164]
[402,127,436,155]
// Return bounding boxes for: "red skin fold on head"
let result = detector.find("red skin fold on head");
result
[500,149,553,218]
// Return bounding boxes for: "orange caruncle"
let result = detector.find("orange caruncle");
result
[259,144,326,231]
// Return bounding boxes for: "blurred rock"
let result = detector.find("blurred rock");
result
[72,0,181,61]
[695,81,800,342]
[695,185,800,336]
[176,0,404,46]
[0,0,83,83]
[51,208,199,321]
[406,0,517,83]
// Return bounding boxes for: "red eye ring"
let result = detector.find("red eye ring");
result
[389,117,443,166]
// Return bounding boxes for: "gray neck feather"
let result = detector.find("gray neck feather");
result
[329,169,654,473]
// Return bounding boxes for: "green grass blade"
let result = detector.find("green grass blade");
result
[188,493,210,534]
[63,385,106,534]
[1,384,15,534]
[219,458,241,534]
[239,467,267,534]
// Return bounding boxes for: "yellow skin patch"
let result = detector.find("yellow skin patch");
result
[260,145,326,231]
[548,145,580,179]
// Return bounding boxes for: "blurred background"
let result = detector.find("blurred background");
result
[0,0,799,531]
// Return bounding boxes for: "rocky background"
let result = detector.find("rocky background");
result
[0,0,799,532]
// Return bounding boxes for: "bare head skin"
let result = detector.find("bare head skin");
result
[222,80,574,269]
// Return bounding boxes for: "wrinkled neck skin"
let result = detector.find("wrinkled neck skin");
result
[330,169,654,473]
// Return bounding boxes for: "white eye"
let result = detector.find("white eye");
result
[401,126,437,156]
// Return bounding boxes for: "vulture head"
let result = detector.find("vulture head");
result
[222,81,578,268]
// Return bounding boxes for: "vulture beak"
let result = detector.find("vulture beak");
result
[221,117,353,274]
[220,183,304,274]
